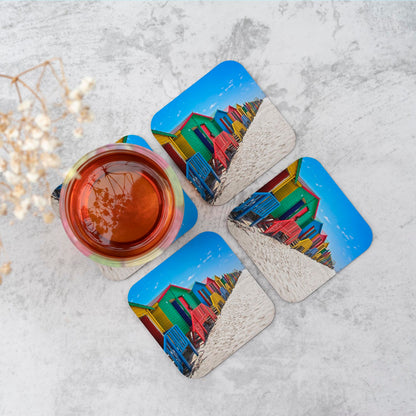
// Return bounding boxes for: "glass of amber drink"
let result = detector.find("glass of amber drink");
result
[59,144,184,267]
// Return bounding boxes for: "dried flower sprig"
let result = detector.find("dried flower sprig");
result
[0,58,94,284]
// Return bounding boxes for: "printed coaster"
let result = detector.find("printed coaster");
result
[151,60,296,205]
[227,157,373,302]
[128,232,275,378]
[52,135,198,281]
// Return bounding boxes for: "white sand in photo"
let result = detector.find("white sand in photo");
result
[190,269,275,378]
[227,220,336,303]
[213,97,296,205]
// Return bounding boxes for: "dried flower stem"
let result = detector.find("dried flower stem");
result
[0,58,94,284]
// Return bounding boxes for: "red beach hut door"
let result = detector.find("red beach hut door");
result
[200,124,215,140]
[140,315,164,348]
[220,118,233,134]
[162,143,186,174]
[198,290,211,305]
[178,296,193,314]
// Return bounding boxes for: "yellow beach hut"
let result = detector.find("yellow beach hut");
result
[129,302,173,348]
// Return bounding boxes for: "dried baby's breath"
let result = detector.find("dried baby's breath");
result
[32,194,48,210]
[11,184,26,199]
[0,261,11,283]
[0,58,94,284]
[0,158,7,172]
[42,212,54,224]
[34,114,51,132]
[40,153,60,169]
[0,262,11,275]
[0,203,7,216]
[79,77,95,93]
[17,99,32,113]
[13,198,31,220]
[67,99,82,114]
[73,127,83,139]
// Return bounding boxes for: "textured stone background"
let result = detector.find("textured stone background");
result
[1,2,415,415]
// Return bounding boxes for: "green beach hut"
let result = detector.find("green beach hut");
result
[172,113,223,162]
[150,285,201,336]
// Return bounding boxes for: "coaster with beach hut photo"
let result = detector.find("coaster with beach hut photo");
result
[127,232,275,378]
[227,157,373,303]
[151,60,296,205]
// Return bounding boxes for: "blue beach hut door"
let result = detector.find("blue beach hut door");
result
[171,300,192,326]
[193,127,214,153]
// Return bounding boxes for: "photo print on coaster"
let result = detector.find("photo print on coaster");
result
[151,61,296,205]
[227,157,373,303]
[127,232,275,378]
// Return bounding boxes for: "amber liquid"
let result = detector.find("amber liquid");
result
[65,150,175,260]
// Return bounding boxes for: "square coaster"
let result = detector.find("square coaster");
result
[227,157,373,302]
[151,61,296,205]
[128,232,275,378]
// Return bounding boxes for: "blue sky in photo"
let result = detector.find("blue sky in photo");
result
[151,60,266,133]
[299,157,372,272]
[128,232,244,306]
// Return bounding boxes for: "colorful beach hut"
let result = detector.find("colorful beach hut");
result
[202,277,222,296]
[129,302,173,348]
[191,281,212,307]
[163,325,198,374]
[254,158,338,269]
[210,292,225,314]
[228,271,240,284]
[299,219,323,241]
[258,158,303,194]
[215,275,232,294]
[236,103,253,122]
[150,285,201,336]
[226,105,243,123]
[213,109,234,135]
[152,130,195,174]
[171,113,223,162]
[258,159,320,230]
[222,273,235,289]
[292,237,315,253]
[310,233,327,249]
[244,101,257,116]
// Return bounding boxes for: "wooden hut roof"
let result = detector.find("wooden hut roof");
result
[298,178,321,219]
[171,112,213,134]
[191,281,206,289]
[213,109,228,117]
[149,284,191,306]
[258,169,290,193]
[151,130,177,138]
[294,158,303,183]
[128,301,155,310]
